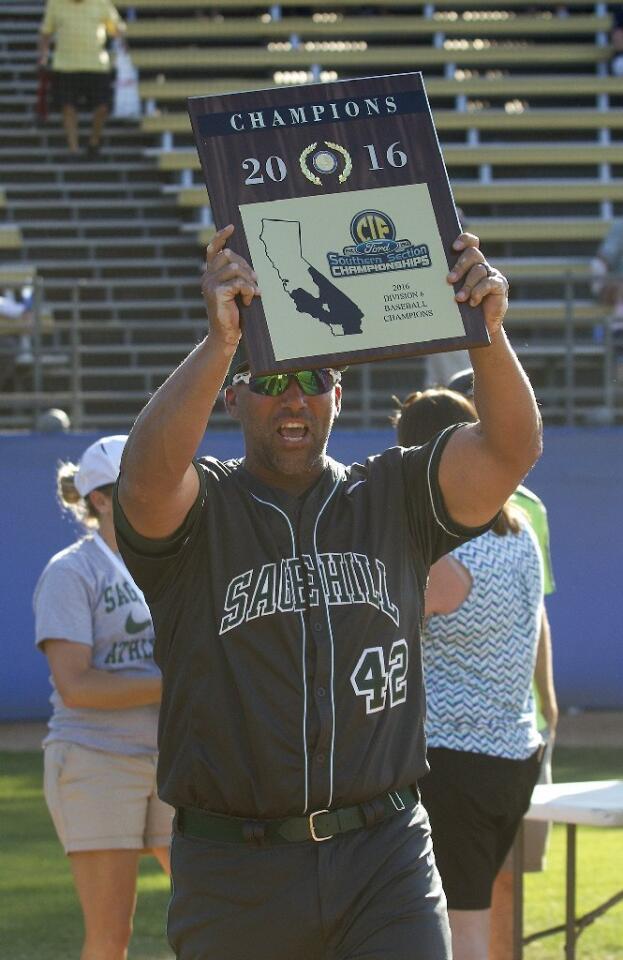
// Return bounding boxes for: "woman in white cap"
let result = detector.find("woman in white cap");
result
[33,436,172,960]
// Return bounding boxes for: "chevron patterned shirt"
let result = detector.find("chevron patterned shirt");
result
[423,523,543,760]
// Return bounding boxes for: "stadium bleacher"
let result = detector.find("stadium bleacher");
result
[1,0,621,428]
[0,225,23,250]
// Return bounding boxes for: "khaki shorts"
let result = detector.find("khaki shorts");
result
[502,736,553,873]
[44,741,174,854]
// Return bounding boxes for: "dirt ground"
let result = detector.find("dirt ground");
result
[0,712,621,752]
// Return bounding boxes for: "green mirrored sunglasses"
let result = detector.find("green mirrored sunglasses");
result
[231,368,341,397]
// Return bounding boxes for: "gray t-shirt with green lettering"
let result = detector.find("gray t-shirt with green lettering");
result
[34,536,159,755]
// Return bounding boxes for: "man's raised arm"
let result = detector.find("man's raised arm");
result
[117,225,259,539]
[438,234,543,529]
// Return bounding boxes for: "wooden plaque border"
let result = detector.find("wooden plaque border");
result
[188,72,489,375]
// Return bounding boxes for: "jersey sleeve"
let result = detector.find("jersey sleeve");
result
[402,423,499,567]
[33,559,93,650]
[113,461,207,603]
[40,0,56,34]
[104,0,124,33]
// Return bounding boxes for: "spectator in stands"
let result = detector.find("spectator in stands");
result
[0,290,33,389]
[592,219,623,311]
[37,407,72,431]
[33,436,172,960]
[446,367,558,960]
[393,388,545,960]
[591,219,623,392]
[38,0,126,158]
[609,5,623,75]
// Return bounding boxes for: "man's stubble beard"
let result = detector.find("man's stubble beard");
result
[254,417,333,479]
[261,436,327,478]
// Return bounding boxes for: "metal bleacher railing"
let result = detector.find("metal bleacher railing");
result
[1,272,620,431]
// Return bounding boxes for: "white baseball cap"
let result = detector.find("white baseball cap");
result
[74,435,128,497]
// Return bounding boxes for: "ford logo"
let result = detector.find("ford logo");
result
[355,239,398,255]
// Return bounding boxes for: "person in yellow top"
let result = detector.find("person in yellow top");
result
[38,0,125,158]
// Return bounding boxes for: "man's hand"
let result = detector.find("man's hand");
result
[447,233,509,339]
[201,225,260,349]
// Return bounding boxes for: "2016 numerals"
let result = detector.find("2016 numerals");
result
[242,155,288,185]
[350,640,408,714]
[364,141,408,171]
[240,142,409,185]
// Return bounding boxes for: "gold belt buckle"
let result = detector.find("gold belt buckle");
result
[309,809,333,842]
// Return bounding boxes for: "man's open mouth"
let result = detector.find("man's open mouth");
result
[277,421,309,442]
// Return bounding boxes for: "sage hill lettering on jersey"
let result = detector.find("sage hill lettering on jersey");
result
[220,552,399,635]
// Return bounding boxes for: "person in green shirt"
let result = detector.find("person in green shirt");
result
[446,368,558,960]
[511,484,557,732]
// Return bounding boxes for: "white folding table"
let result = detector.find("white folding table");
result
[512,780,623,959]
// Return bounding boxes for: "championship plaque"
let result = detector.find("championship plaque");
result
[188,72,489,374]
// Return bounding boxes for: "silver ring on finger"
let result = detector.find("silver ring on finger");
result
[482,262,495,278]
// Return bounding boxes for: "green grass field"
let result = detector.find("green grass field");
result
[1,747,621,959]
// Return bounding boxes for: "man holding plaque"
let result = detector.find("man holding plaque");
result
[113,224,542,960]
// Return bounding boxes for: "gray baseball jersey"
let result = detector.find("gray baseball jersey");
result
[114,427,494,817]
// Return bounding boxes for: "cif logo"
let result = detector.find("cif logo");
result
[350,210,398,254]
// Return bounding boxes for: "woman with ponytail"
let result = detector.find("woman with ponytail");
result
[33,436,172,960]
[393,390,544,960]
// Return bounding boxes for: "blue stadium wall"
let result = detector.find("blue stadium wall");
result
[1,427,621,721]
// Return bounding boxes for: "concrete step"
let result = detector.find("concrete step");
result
[21,241,198,268]
[0,57,46,70]
[0,147,151,164]
[39,275,200,296]
[43,298,199,316]
[6,182,162,199]
[23,231,193,247]
[21,226,183,244]
[0,128,154,148]
[0,160,159,174]
[76,299,201,319]
[46,308,202,328]
[0,4,44,16]
[15,255,199,279]
[1,163,164,186]
[8,200,178,220]
[21,216,182,231]
[80,342,193,358]
[0,21,45,32]
[0,89,40,102]
[44,315,196,331]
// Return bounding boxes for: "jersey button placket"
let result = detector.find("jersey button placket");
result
[300,509,333,810]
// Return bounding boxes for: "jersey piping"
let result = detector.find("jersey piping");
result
[312,477,342,809]
[427,424,463,538]
[251,492,310,814]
